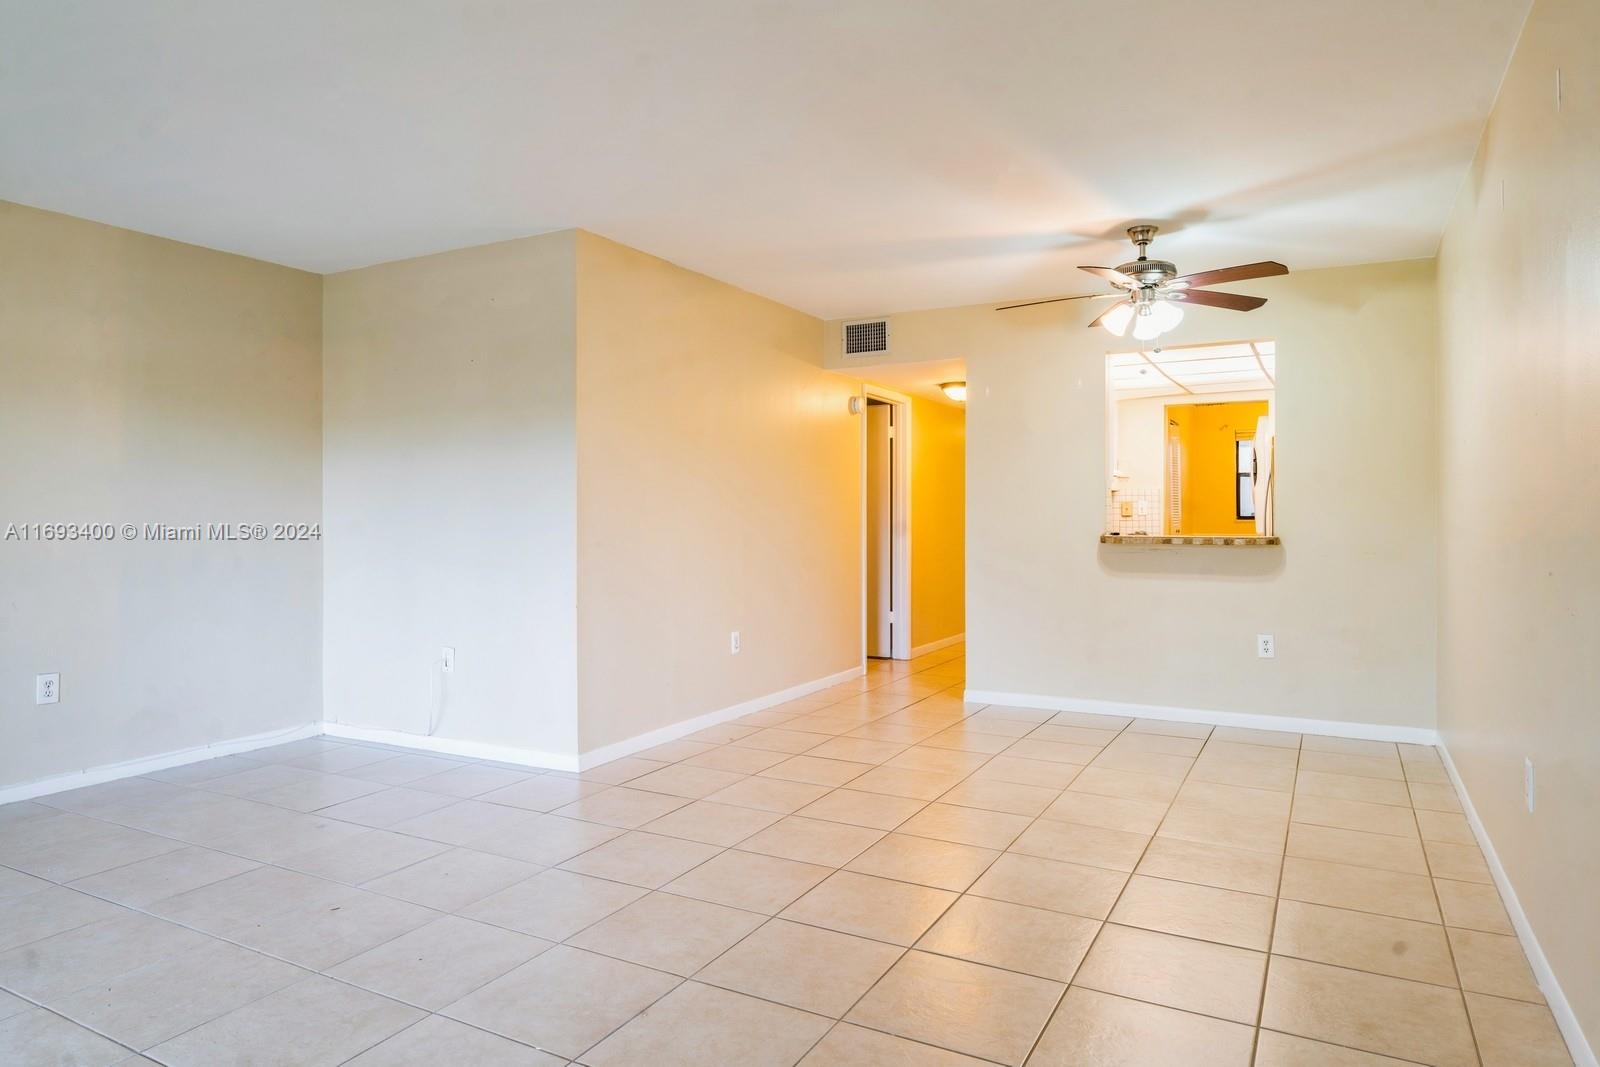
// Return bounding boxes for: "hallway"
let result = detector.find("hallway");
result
[0,646,1571,1065]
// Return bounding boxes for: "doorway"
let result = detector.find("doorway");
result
[863,388,910,660]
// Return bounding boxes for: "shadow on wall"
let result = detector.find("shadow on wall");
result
[1097,544,1286,582]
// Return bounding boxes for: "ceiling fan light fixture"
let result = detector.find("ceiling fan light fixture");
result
[1150,299,1184,333]
[1131,304,1163,341]
[1101,301,1134,337]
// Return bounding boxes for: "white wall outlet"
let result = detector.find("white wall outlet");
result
[36,673,59,705]
[441,647,455,673]
[730,631,741,655]
[1256,634,1275,659]
[1524,757,1535,813]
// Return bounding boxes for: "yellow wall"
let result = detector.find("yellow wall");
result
[1436,0,1600,1051]
[1169,399,1268,536]
[908,394,965,650]
[1,201,323,790]
[574,231,861,754]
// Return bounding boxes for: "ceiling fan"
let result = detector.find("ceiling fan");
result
[998,225,1288,341]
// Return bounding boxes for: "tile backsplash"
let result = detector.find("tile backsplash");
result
[1105,489,1160,536]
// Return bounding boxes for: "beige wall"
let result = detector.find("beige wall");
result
[908,394,965,649]
[321,232,580,758]
[574,231,861,754]
[0,201,322,789]
[839,259,1438,728]
[1437,0,1600,1048]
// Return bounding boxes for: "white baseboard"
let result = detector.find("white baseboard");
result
[962,689,1440,746]
[321,722,580,773]
[1438,744,1596,1067]
[0,722,324,805]
[577,664,866,770]
[910,632,965,658]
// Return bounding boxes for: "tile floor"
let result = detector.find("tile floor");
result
[0,645,1576,1066]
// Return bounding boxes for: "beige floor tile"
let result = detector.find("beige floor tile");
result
[898,802,1030,849]
[1158,805,1287,855]
[1109,874,1274,950]
[626,763,748,800]
[1088,746,1194,778]
[917,894,1099,981]
[573,756,671,785]
[221,884,439,971]
[327,915,550,1010]
[664,848,832,913]
[362,847,539,911]
[845,832,1000,891]
[477,775,610,812]
[582,980,831,1067]
[680,744,789,775]
[970,852,1128,919]
[706,775,833,813]
[51,937,306,1049]
[0,867,50,903]
[558,830,721,888]
[960,712,1042,737]
[1435,877,1513,934]
[697,918,902,1016]
[847,950,1063,1065]
[937,777,1058,816]
[795,788,926,830]
[1252,1029,1420,1065]
[759,754,875,787]
[736,815,885,866]
[340,753,470,787]
[1402,761,1452,785]
[1298,751,1406,781]
[67,844,260,907]
[568,890,764,975]
[1134,836,1282,895]
[1414,809,1475,845]
[1029,986,1255,1066]
[1295,770,1414,807]
[1042,791,1168,835]
[407,763,537,798]
[1425,840,1493,884]
[1464,991,1576,1067]
[316,787,463,827]
[1175,778,1292,818]
[475,812,627,867]
[345,1014,565,1066]
[1011,819,1150,872]
[0,1008,130,1067]
[462,868,645,940]
[1260,955,1477,1067]
[635,739,722,762]
[443,945,679,1059]
[0,886,127,954]
[922,726,1018,754]
[149,975,424,1066]
[1108,731,1205,757]
[1273,899,1457,985]
[1045,710,1132,729]
[1074,923,1266,1023]
[1065,765,1183,803]
[1211,726,1302,748]
[1027,723,1122,746]
[799,1022,992,1066]
[1286,823,1428,875]
[732,727,831,754]
[804,736,909,764]
[971,755,1083,790]
[1448,927,1543,1001]
[279,828,452,884]
[1279,856,1440,922]
[886,745,991,775]
[553,785,691,828]
[782,870,957,945]
[1188,754,1298,791]
[1003,738,1104,766]
[1301,737,1398,759]
[847,764,967,800]
[2,822,185,882]
[1129,718,1213,739]
[642,798,783,845]
[1292,794,1419,838]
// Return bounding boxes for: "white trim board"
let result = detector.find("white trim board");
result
[577,663,866,770]
[1438,744,1597,1067]
[321,722,581,773]
[962,689,1440,746]
[0,722,323,805]
[911,632,965,658]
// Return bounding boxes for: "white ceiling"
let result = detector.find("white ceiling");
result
[1111,341,1276,399]
[1,1,1528,319]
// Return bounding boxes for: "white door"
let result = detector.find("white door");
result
[866,400,893,657]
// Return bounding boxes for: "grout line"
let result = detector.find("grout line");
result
[1248,728,1303,1061]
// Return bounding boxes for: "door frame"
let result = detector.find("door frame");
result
[860,385,912,661]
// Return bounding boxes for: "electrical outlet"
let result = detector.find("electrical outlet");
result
[1524,757,1535,813]
[1256,634,1275,659]
[36,673,59,705]
[730,631,741,655]
[441,647,455,673]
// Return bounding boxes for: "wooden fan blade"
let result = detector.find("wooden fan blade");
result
[1170,261,1287,289]
[1174,289,1267,312]
[1087,299,1133,328]
[996,292,1121,311]
[1078,265,1140,287]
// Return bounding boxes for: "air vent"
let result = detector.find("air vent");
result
[842,318,890,357]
